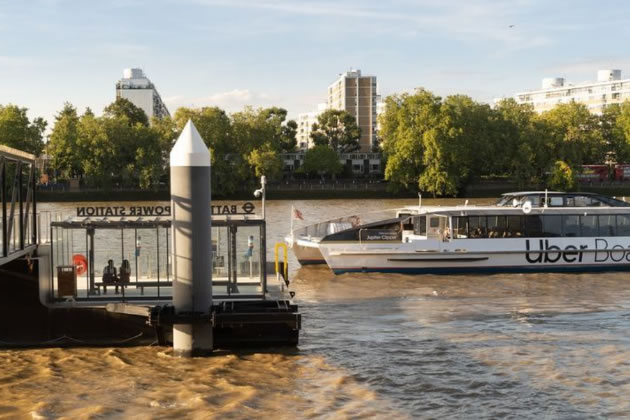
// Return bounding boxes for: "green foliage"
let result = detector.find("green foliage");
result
[0,104,46,155]
[302,145,342,178]
[47,103,80,178]
[549,160,576,191]
[248,143,283,179]
[538,102,606,167]
[103,97,149,127]
[310,109,360,153]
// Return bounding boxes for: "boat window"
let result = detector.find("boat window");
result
[525,195,540,207]
[402,217,414,231]
[581,215,598,237]
[468,216,488,238]
[598,215,616,236]
[413,216,427,236]
[452,216,468,238]
[525,215,543,237]
[617,215,630,235]
[487,215,506,238]
[429,217,440,228]
[542,215,562,237]
[506,216,524,237]
[563,215,580,237]
[548,197,564,207]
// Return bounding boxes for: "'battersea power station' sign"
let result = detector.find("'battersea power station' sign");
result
[76,202,256,217]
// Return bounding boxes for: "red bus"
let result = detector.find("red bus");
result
[577,165,609,183]
[614,164,630,181]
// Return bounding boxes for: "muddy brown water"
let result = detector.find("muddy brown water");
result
[1,198,629,418]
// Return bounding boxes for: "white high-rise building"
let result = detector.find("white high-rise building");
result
[115,68,170,120]
[296,103,328,150]
[328,69,378,152]
[509,69,630,114]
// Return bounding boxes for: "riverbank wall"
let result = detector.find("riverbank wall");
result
[37,182,630,202]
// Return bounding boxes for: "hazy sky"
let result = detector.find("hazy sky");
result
[1,0,629,128]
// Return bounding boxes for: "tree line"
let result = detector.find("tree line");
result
[0,99,366,196]
[379,89,630,196]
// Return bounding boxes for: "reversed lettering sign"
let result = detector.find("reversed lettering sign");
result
[76,202,257,217]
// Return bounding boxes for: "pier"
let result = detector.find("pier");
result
[0,133,300,350]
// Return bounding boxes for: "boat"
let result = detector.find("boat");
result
[317,197,630,275]
[287,191,629,267]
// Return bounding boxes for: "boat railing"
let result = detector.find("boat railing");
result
[293,208,403,239]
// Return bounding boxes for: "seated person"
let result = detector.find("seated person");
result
[102,259,118,284]
[119,259,131,284]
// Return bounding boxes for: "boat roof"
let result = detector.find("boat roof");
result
[415,205,630,216]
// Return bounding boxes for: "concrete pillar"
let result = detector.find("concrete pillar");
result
[170,120,213,356]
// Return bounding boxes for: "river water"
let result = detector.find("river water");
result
[2,198,630,419]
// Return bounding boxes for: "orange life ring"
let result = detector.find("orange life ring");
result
[72,254,88,275]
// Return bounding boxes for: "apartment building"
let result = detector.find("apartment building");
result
[511,69,630,114]
[115,68,170,120]
[327,69,378,152]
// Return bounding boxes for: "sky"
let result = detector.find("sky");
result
[1,0,629,130]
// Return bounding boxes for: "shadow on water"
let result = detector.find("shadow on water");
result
[294,267,630,417]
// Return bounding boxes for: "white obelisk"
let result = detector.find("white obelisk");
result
[170,120,213,356]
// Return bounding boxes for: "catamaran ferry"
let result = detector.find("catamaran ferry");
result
[318,205,630,275]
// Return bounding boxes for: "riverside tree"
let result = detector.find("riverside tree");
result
[301,145,342,179]
[310,109,361,153]
[0,104,46,155]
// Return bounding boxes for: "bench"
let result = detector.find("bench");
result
[135,281,173,295]
[93,281,131,294]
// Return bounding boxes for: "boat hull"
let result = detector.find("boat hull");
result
[320,237,630,275]
[286,237,326,265]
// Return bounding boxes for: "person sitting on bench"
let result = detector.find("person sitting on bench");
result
[119,259,131,284]
[102,259,119,293]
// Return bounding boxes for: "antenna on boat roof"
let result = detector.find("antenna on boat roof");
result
[544,189,548,208]
[418,192,422,208]
[464,200,469,207]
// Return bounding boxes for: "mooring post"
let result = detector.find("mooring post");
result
[170,120,213,356]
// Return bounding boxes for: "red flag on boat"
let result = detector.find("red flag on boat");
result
[293,207,304,220]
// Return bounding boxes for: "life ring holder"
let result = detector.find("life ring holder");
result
[72,254,88,275]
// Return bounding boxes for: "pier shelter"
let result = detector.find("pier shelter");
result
[46,215,275,303]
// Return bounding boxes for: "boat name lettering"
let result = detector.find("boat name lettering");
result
[77,206,171,217]
[363,230,400,241]
[525,238,630,264]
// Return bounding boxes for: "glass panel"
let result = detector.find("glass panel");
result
[413,216,426,236]
[542,215,562,237]
[617,215,630,235]
[580,215,598,237]
[487,216,506,238]
[468,216,487,238]
[563,215,580,237]
[212,225,230,281]
[452,216,468,238]
[506,216,524,237]
[235,225,262,283]
[525,215,544,237]
[598,215,616,236]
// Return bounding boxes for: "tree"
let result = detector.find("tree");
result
[380,89,442,191]
[247,143,284,180]
[548,160,576,191]
[538,102,606,167]
[301,145,342,179]
[103,97,149,127]
[0,104,46,155]
[612,101,630,163]
[310,109,360,153]
[494,99,548,186]
[47,103,80,178]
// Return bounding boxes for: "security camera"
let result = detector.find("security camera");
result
[254,189,262,198]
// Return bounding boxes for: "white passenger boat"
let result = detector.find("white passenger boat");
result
[318,204,630,275]
[287,192,629,267]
